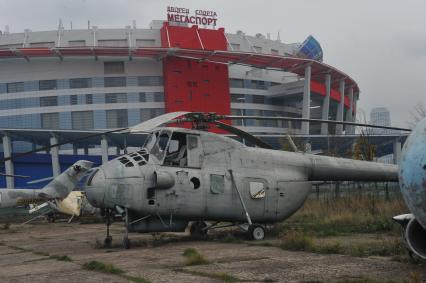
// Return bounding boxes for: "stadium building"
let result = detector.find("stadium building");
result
[0,17,366,188]
[0,20,359,136]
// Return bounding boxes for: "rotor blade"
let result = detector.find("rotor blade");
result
[29,202,49,214]
[0,112,189,163]
[130,111,190,133]
[224,116,412,132]
[213,121,273,149]
[21,209,53,225]
[286,134,299,152]
[0,172,31,178]
[0,127,128,163]
[27,176,54,185]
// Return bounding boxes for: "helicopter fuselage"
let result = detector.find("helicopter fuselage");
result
[86,127,398,232]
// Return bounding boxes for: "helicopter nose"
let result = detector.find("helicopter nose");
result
[399,117,426,229]
[85,168,106,208]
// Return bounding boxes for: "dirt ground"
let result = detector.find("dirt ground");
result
[0,222,424,283]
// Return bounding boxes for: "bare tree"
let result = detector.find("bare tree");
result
[353,110,376,161]
[408,103,426,128]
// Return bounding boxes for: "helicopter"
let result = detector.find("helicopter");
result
[81,112,409,249]
[392,117,426,260]
[0,160,93,209]
[27,190,99,224]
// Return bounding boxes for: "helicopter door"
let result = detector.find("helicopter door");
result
[186,134,202,168]
[275,181,311,219]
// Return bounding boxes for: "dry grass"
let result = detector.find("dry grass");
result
[182,248,210,266]
[275,196,413,258]
[278,196,407,237]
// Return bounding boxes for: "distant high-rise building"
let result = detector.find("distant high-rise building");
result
[370,107,391,134]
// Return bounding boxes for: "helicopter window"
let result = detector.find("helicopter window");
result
[143,132,158,151]
[86,169,99,186]
[133,156,142,161]
[164,132,187,167]
[149,130,171,163]
[187,135,198,150]
[210,174,225,194]
[138,161,146,166]
[249,181,266,199]
[125,162,134,167]
[187,135,202,168]
[158,133,169,151]
[168,140,180,153]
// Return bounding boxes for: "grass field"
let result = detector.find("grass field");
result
[274,195,422,262]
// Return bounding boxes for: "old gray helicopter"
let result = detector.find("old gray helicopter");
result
[83,112,410,249]
[392,117,426,260]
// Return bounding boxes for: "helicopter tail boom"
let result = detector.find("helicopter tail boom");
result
[308,155,399,182]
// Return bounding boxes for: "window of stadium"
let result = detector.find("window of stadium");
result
[40,96,58,107]
[138,76,163,86]
[70,78,92,89]
[104,62,125,74]
[39,80,57,90]
[104,77,126,87]
[7,82,24,93]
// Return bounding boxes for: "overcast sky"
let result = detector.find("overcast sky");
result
[0,0,425,127]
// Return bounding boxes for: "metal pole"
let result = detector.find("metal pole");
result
[346,87,354,134]
[321,74,331,135]
[2,134,14,189]
[301,65,312,135]
[50,136,60,177]
[336,79,345,135]
[101,135,109,164]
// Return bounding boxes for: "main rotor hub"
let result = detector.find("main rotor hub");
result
[177,112,225,130]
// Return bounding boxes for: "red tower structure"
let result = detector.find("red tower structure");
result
[160,23,231,121]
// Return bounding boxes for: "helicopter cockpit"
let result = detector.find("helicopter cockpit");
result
[143,129,201,168]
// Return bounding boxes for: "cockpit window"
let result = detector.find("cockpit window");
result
[158,133,170,151]
[148,130,171,163]
[164,132,188,167]
[143,131,158,151]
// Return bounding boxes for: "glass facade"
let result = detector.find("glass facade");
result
[106,109,128,128]
[0,75,298,132]
[7,82,24,93]
[41,113,59,129]
[40,96,58,107]
[104,77,126,87]
[70,78,91,89]
[39,80,57,90]
[72,111,94,129]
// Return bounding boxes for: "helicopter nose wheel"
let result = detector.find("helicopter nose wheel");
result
[190,221,208,239]
[122,207,131,249]
[103,209,113,247]
[248,224,265,241]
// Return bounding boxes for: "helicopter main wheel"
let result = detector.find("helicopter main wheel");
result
[248,224,265,241]
[190,221,208,239]
[103,209,113,248]
[104,235,112,247]
[122,237,130,249]
[47,213,56,223]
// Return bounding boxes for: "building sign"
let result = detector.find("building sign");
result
[167,6,218,27]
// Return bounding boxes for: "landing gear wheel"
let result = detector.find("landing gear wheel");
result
[122,237,130,249]
[248,225,265,241]
[104,235,112,247]
[47,213,56,223]
[190,221,208,239]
